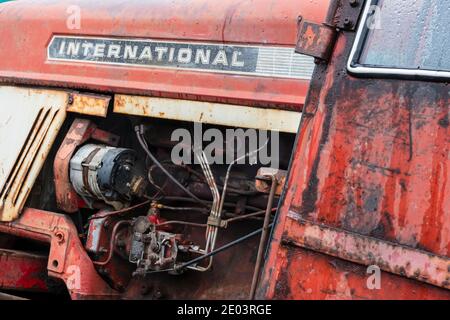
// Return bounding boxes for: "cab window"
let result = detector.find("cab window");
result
[348,0,450,78]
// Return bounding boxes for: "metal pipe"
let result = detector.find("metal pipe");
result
[93,220,131,266]
[217,139,269,219]
[223,208,276,225]
[175,225,272,272]
[89,200,151,220]
[135,125,209,208]
[0,223,49,243]
[249,175,278,300]
[162,196,265,212]
[156,220,207,228]
[190,150,220,271]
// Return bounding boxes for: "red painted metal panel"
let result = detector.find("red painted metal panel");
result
[0,0,329,108]
[0,249,48,292]
[260,5,450,299]
[0,208,118,299]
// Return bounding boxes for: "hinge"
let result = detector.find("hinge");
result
[295,18,337,62]
[295,0,366,62]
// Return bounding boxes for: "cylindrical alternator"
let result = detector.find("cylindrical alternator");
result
[69,144,145,207]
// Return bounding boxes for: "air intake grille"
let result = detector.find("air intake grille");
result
[0,87,68,221]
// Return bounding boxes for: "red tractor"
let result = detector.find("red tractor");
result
[0,0,448,300]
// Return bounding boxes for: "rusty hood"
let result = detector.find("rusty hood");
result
[0,0,329,108]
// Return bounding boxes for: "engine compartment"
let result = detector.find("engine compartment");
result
[6,109,294,299]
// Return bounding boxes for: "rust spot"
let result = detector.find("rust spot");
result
[67,93,110,117]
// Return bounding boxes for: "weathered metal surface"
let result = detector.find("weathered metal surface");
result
[255,168,287,196]
[0,208,118,299]
[296,20,337,61]
[0,249,49,292]
[85,216,108,255]
[260,0,450,299]
[114,95,302,133]
[268,246,450,300]
[0,0,329,109]
[284,211,450,289]
[67,92,110,117]
[54,119,95,213]
[86,216,134,292]
[0,86,68,221]
[325,0,365,30]
[54,118,119,213]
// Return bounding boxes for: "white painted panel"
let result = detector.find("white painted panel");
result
[114,95,302,133]
[0,86,68,221]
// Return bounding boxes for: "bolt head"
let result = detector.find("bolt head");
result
[343,18,354,27]
[54,231,65,244]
